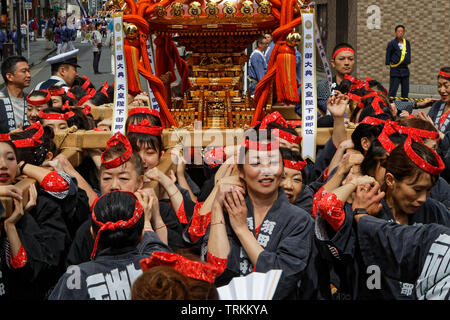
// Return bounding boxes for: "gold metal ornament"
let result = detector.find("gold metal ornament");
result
[240,1,254,15]
[188,1,202,17]
[205,1,219,16]
[124,23,139,40]
[171,2,184,17]
[257,0,272,15]
[155,5,167,17]
[223,1,237,17]
[286,31,301,47]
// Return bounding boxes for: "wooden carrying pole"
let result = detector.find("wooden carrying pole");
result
[0,178,36,219]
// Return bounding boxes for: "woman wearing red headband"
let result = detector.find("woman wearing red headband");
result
[0,134,71,299]
[279,147,314,214]
[65,133,169,267]
[26,90,52,126]
[48,191,171,300]
[312,134,449,300]
[418,67,450,136]
[206,130,313,299]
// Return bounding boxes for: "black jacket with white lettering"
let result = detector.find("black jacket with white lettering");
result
[48,231,171,300]
[357,215,450,300]
[314,197,450,300]
[209,189,314,300]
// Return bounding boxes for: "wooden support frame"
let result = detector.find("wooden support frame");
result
[0,178,36,219]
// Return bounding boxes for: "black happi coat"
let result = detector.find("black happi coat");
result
[0,193,70,300]
[314,197,450,300]
[49,232,171,300]
[65,185,195,266]
[357,215,450,300]
[293,184,314,215]
[208,188,314,299]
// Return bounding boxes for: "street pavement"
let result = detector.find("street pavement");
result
[0,36,114,92]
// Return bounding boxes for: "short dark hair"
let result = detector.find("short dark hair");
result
[1,56,28,83]
[395,25,405,31]
[10,125,56,165]
[51,63,71,76]
[28,90,53,108]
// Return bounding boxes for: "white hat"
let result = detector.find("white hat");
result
[46,49,81,68]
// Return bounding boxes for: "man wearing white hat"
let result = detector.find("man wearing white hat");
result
[34,49,81,91]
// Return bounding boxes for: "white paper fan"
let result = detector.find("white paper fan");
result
[217,269,282,300]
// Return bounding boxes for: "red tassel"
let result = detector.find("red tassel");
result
[275,44,299,104]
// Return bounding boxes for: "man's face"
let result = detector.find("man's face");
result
[331,51,355,76]
[60,65,78,87]
[6,61,31,88]
[395,27,405,40]
[258,39,270,51]
[264,34,272,43]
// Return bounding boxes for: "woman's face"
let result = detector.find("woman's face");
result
[437,78,450,104]
[42,119,68,132]
[387,172,433,215]
[279,138,301,154]
[0,142,17,185]
[137,141,161,172]
[280,167,303,204]
[100,161,143,194]
[26,100,48,124]
[51,96,63,108]
[239,149,283,197]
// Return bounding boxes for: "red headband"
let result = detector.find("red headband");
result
[127,119,163,136]
[90,190,143,260]
[100,81,109,97]
[48,88,65,96]
[360,116,387,126]
[100,132,133,169]
[404,136,445,175]
[259,111,289,129]
[61,100,71,111]
[376,119,440,154]
[38,110,74,121]
[27,90,51,106]
[283,159,307,171]
[12,121,44,148]
[66,91,76,100]
[273,129,302,145]
[81,104,91,116]
[76,88,96,106]
[139,251,221,284]
[128,107,161,119]
[0,133,11,142]
[439,70,450,79]
[81,76,91,89]
[332,47,355,60]
[242,139,280,151]
[361,92,385,114]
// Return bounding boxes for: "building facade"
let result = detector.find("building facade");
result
[314,0,450,87]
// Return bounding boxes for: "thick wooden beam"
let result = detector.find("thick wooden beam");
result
[0,178,36,219]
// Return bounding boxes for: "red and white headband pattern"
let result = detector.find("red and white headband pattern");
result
[100,132,133,169]
[127,119,163,136]
[140,251,221,284]
[12,122,44,148]
[439,70,450,79]
[332,47,355,60]
[90,190,143,259]
[27,90,51,106]
[128,107,161,119]
[38,110,75,121]
[283,159,307,171]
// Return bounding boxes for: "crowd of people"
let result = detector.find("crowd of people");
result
[0,23,449,301]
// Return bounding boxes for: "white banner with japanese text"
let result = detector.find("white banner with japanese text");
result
[112,12,128,135]
[301,10,317,161]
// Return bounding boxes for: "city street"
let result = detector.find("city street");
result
[28,38,115,91]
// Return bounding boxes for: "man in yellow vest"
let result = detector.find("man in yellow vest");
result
[385,25,411,99]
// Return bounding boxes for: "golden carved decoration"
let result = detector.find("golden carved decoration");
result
[240,1,254,15]
[257,0,272,15]
[188,1,202,17]
[155,5,167,17]
[223,1,237,17]
[171,3,184,17]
